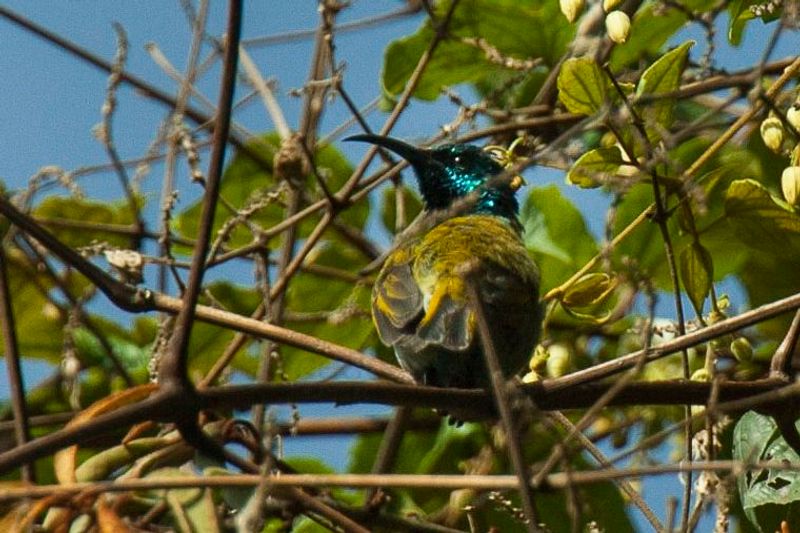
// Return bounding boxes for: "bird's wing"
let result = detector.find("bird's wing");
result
[415,277,474,352]
[372,250,424,345]
[415,260,538,353]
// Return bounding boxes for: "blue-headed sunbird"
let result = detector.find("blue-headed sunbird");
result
[348,134,541,389]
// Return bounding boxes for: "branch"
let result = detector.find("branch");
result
[543,290,800,390]
[0,245,33,482]
[7,458,800,501]
[0,377,789,478]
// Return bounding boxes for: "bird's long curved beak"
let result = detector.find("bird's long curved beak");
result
[345,134,429,166]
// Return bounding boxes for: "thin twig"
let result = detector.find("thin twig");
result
[0,245,34,482]
[8,459,800,501]
[466,271,541,531]
[159,0,242,389]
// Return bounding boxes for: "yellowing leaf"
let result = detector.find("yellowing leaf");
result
[97,498,133,533]
[54,383,159,484]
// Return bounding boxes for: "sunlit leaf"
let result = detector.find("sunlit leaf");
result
[636,40,693,138]
[557,57,607,116]
[382,0,571,100]
[566,146,626,188]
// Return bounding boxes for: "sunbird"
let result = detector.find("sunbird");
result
[348,134,541,389]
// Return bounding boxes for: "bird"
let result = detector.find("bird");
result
[346,134,541,390]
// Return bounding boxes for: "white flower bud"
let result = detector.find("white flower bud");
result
[787,105,800,131]
[730,337,754,362]
[560,0,585,23]
[782,166,800,206]
[605,11,631,44]
[603,0,622,12]
[546,344,571,378]
[760,116,785,153]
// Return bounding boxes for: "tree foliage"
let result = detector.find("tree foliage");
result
[0,1,799,531]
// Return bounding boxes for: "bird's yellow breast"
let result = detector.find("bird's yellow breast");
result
[372,213,541,389]
[413,215,538,286]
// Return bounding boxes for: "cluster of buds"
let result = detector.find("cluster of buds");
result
[759,98,800,208]
[559,0,630,44]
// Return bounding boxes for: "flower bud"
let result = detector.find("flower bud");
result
[782,166,800,206]
[605,11,631,44]
[546,344,571,378]
[560,0,585,23]
[729,337,754,362]
[787,105,800,131]
[604,0,622,11]
[760,116,785,153]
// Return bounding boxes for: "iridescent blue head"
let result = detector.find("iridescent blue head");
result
[346,134,521,226]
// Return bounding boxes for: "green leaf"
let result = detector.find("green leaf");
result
[679,242,713,315]
[382,0,571,100]
[609,4,687,70]
[728,0,757,45]
[728,0,782,45]
[75,437,171,482]
[566,146,626,188]
[561,273,616,309]
[636,41,694,137]
[725,179,800,253]
[610,183,665,282]
[351,421,488,514]
[521,186,599,293]
[146,467,221,532]
[175,133,367,253]
[279,243,375,380]
[381,185,423,234]
[734,411,800,531]
[34,196,140,248]
[188,322,255,379]
[557,58,608,116]
[383,29,494,101]
[183,281,262,378]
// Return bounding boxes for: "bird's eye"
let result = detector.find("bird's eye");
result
[454,156,462,164]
